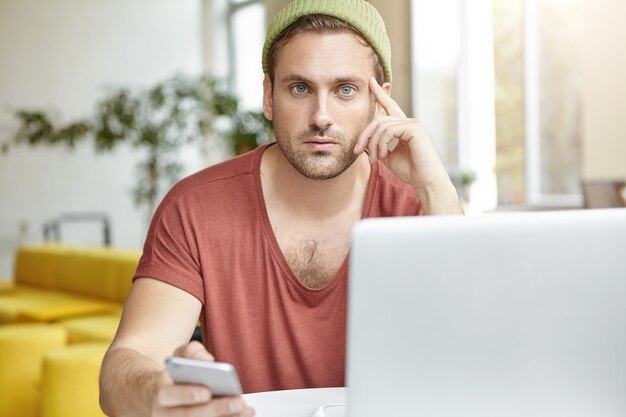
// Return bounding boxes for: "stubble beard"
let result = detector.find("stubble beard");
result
[273,126,358,180]
[273,101,376,180]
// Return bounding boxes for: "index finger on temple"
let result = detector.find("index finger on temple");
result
[369,76,406,118]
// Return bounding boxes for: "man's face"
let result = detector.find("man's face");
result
[263,31,384,180]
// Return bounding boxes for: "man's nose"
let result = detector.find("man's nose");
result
[309,94,333,130]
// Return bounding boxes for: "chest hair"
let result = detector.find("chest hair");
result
[278,228,351,289]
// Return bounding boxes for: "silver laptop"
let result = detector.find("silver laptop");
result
[346,209,626,417]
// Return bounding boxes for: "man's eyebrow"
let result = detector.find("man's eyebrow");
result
[280,74,313,84]
[333,76,367,85]
[279,74,368,85]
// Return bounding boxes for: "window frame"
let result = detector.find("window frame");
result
[411,0,498,212]
[226,0,264,94]
[523,0,583,207]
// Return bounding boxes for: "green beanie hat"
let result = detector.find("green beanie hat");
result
[262,0,392,82]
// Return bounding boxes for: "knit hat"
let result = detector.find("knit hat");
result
[262,0,392,82]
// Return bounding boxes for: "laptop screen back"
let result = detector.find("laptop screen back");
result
[346,209,626,417]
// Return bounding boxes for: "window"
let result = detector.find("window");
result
[523,0,583,205]
[411,0,461,169]
[493,0,525,205]
[228,0,266,111]
[411,0,497,210]
[412,0,584,208]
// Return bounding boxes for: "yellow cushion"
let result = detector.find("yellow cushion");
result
[60,312,122,343]
[111,251,141,302]
[11,245,140,303]
[41,343,109,417]
[18,299,119,322]
[56,251,119,299]
[14,245,68,289]
[0,281,15,293]
[0,286,119,324]
[55,247,140,302]
[0,287,68,323]
[0,324,67,417]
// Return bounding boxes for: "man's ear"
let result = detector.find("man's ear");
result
[375,82,393,116]
[263,74,274,121]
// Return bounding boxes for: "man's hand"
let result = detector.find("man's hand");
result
[100,279,248,417]
[151,341,254,417]
[354,76,463,215]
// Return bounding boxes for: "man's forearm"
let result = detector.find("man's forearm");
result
[100,346,163,417]
[416,180,465,215]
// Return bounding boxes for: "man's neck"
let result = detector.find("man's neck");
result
[260,144,371,220]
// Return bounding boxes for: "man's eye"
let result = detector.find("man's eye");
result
[339,86,356,97]
[291,85,309,94]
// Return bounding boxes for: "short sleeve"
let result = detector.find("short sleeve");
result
[133,195,205,303]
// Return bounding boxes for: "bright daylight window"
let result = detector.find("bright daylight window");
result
[413,0,584,208]
[411,0,461,170]
[523,0,583,206]
[412,0,497,210]
[228,0,266,111]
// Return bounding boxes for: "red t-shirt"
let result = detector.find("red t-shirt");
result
[134,144,422,393]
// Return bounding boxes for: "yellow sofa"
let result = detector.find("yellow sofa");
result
[0,244,139,324]
[0,323,67,417]
[0,244,141,417]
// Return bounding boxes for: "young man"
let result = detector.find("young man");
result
[99,0,463,416]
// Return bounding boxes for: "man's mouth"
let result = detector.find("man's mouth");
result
[303,138,339,152]
[305,137,337,145]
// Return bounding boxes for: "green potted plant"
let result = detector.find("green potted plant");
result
[449,169,477,204]
[3,74,270,219]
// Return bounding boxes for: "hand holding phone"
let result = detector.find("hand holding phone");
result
[165,356,243,397]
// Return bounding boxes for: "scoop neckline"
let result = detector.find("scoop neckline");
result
[250,143,380,295]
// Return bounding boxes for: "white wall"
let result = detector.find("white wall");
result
[582,0,626,180]
[0,0,204,278]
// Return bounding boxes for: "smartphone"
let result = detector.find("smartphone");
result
[165,356,243,397]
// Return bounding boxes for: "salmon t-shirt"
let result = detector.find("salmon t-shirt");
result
[134,143,423,393]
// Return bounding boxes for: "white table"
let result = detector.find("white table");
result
[243,387,348,417]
